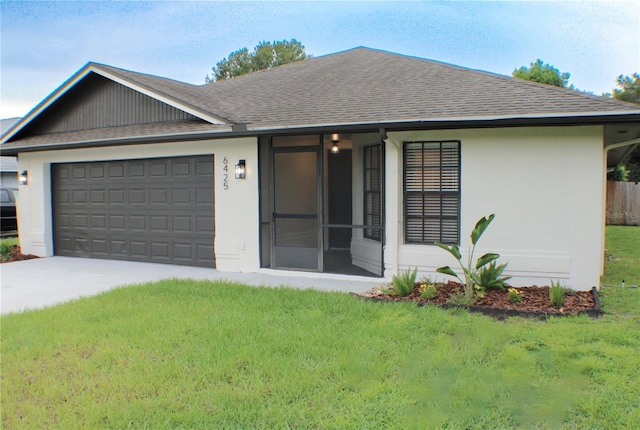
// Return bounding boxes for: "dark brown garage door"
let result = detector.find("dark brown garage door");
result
[52,155,215,267]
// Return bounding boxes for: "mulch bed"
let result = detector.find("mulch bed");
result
[355,281,601,319]
[1,245,40,263]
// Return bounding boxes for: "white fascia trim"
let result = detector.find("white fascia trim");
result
[91,68,228,125]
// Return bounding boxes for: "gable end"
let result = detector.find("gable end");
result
[14,73,201,139]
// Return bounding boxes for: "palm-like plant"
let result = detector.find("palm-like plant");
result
[435,214,504,301]
[471,261,511,291]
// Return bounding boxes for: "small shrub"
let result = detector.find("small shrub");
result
[471,261,511,291]
[418,275,434,284]
[419,283,438,300]
[549,280,565,308]
[507,288,522,304]
[391,267,417,297]
[0,240,16,262]
[446,291,473,306]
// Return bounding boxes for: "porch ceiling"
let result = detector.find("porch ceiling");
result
[605,122,640,168]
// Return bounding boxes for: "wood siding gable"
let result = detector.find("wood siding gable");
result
[17,73,201,138]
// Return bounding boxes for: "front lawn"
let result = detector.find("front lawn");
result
[1,227,639,429]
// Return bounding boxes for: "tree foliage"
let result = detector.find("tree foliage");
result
[607,164,630,182]
[512,59,571,88]
[612,73,640,104]
[206,39,307,82]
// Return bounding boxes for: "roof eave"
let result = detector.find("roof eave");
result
[3,111,639,156]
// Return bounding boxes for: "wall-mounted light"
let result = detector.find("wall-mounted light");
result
[19,170,28,185]
[331,134,340,154]
[235,159,246,179]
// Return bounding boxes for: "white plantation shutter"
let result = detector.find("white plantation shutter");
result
[403,141,460,244]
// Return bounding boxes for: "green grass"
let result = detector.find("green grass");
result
[600,226,640,315]
[1,227,639,429]
[602,225,640,287]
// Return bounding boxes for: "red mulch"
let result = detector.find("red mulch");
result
[1,245,40,263]
[358,281,599,318]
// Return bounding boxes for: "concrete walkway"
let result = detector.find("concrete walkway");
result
[1,257,387,314]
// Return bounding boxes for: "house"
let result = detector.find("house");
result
[1,118,21,188]
[0,157,18,189]
[2,47,639,289]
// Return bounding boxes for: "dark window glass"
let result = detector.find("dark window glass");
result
[363,144,381,241]
[403,141,460,244]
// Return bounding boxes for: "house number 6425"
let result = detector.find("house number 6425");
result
[222,157,229,190]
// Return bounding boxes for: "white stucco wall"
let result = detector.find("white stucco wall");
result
[16,137,259,272]
[15,125,607,289]
[385,126,605,290]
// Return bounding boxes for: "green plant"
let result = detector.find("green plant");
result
[446,291,473,306]
[419,283,438,300]
[507,288,522,304]
[471,261,511,290]
[390,267,417,297]
[549,280,565,308]
[435,214,503,301]
[0,238,18,262]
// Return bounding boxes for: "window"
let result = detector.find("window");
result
[363,144,382,241]
[403,141,460,244]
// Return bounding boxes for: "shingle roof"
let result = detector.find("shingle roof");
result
[92,64,242,124]
[198,47,639,128]
[3,120,224,150]
[2,47,639,153]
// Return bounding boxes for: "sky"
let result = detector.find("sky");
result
[1,0,639,119]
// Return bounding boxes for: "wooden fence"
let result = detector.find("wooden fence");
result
[606,181,640,226]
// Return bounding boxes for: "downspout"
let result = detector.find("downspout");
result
[383,131,402,276]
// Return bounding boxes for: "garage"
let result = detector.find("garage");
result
[52,155,215,267]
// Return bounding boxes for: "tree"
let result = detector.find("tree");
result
[612,73,640,104]
[206,39,307,82]
[512,59,571,88]
[607,164,630,182]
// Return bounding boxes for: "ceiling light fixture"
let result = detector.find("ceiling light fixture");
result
[331,134,340,154]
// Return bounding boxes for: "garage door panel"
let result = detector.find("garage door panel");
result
[52,155,215,267]
[149,189,167,204]
[109,164,125,179]
[196,215,215,233]
[197,244,215,262]
[90,165,106,179]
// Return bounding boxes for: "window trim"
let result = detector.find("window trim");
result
[403,140,461,245]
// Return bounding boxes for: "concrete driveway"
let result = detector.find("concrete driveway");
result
[1,257,385,314]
